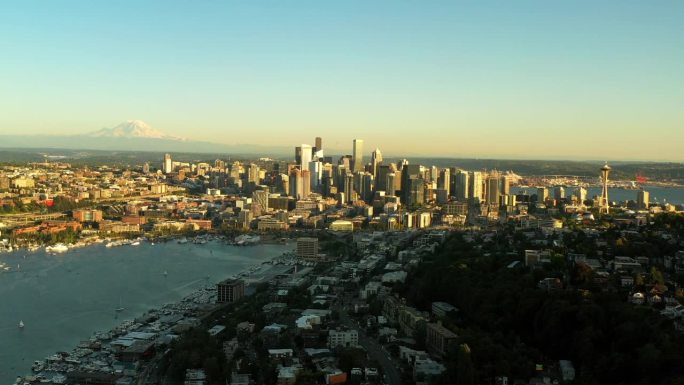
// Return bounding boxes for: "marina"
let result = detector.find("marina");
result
[0,240,293,384]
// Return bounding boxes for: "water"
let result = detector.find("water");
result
[512,185,684,205]
[0,241,291,384]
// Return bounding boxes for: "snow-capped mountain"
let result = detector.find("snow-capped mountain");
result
[89,120,184,140]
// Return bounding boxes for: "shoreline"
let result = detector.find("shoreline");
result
[9,240,296,385]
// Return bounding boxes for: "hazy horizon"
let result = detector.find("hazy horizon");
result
[2,1,683,161]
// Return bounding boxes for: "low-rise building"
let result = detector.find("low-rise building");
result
[327,328,358,349]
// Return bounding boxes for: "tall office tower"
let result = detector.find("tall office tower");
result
[276,173,289,195]
[486,172,501,205]
[401,164,421,201]
[599,163,611,214]
[334,165,347,191]
[454,170,469,202]
[406,177,425,206]
[289,169,302,199]
[386,173,396,196]
[637,189,650,210]
[352,139,364,172]
[376,164,390,191]
[163,153,173,174]
[247,164,260,184]
[537,187,548,202]
[553,186,566,201]
[309,160,322,191]
[252,189,270,214]
[576,187,587,204]
[229,161,242,180]
[295,146,302,165]
[321,167,334,197]
[393,169,402,193]
[300,144,313,171]
[301,170,311,199]
[344,173,355,203]
[469,171,483,203]
[215,159,226,170]
[371,148,383,176]
[500,175,510,196]
[437,168,451,195]
[338,155,352,169]
[430,166,440,183]
[142,162,150,174]
[354,172,374,203]
[315,137,323,152]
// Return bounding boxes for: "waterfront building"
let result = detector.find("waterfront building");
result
[637,190,650,210]
[217,279,245,303]
[296,237,319,260]
[72,209,103,223]
[537,187,548,202]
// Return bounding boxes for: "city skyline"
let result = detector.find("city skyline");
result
[2,1,684,161]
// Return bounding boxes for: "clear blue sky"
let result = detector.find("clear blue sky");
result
[1,1,683,160]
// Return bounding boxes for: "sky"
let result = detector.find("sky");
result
[1,1,683,160]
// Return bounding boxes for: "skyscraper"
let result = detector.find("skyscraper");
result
[371,148,383,176]
[576,187,587,204]
[438,168,450,195]
[309,160,322,191]
[469,171,483,203]
[553,186,565,201]
[637,189,649,210]
[537,187,548,203]
[344,173,355,203]
[315,137,323,151]
[454,170,469,202]
[386,173,396,196]
[300,144,313,171]
[352,139,364,172]
[162,153,173,174]
[485,172,500,206]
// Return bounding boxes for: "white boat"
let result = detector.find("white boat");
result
[115,297,124,312]
[130,241,140,246]
[46,243,69,253]
[19,320,24,328]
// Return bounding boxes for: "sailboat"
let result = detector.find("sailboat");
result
[19,320,24,329]
[115,297,125,313]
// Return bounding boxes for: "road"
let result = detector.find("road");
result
[336,305,402,385]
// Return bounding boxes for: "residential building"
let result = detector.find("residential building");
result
[217,279,245,303]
